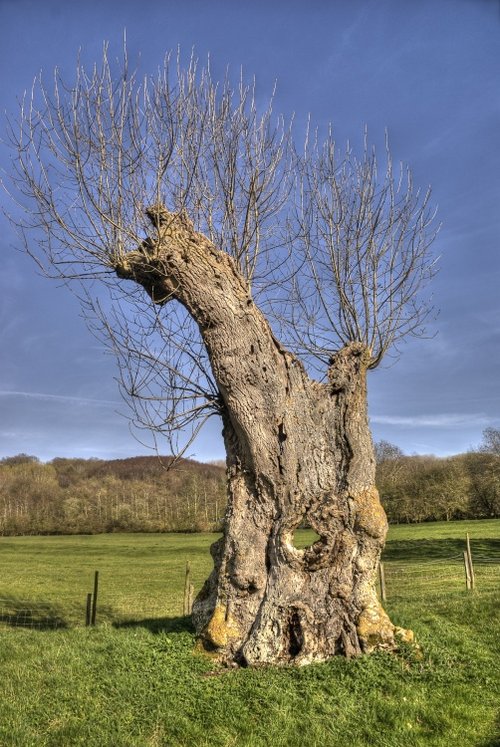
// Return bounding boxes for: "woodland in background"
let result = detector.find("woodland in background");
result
[0,428,498,536]
[375,429,500,524]
[0,455,226,536]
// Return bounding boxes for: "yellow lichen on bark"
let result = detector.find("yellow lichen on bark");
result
[394,626,416,645]
[353,487,388,539]
[202,604,241,649]
[357,601,395,652]
[357,602,416,654]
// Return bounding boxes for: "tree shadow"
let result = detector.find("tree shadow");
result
[477,711,500,747]
[478,736,500,747]
[0,596,68,630]
[113,615,195,635]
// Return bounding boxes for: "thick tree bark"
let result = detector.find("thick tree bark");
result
[115,208,410,665]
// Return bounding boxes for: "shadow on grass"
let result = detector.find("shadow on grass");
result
[382,537,500,562]
[113,615,195,635]
[479,736,500,747]
[477,710,500,747]
[0,596,68,630]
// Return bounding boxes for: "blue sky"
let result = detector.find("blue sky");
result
[1,0,499,461]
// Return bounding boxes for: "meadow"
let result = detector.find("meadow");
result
[0,520,498,746]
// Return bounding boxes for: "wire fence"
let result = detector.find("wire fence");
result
[0,535,498,631]
[0,588,174,632]
[378,543,500,599]
[0,564,192,631]
[0,597,67,630]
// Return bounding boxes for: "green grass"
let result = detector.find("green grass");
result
[0,533,215,628]
[0,520,499,746]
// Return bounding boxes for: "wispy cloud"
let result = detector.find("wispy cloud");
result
[371,413,494,428]
[0,391,120,407]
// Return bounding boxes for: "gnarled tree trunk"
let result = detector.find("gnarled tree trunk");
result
[115,208,408,666]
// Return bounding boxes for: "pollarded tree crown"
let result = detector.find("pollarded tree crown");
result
[145,205,195,233]
[327,342,373,393]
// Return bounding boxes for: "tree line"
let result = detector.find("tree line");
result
[0,427,498,536]
[376,428,500,523]
[0,455,226,536]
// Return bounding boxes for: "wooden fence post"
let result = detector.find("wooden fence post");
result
[463,551,471,590]
[378,562,387,602]
[466,533,475,590]
[85,592,92,626]
[91,571,99,625]
[183,562,191,616]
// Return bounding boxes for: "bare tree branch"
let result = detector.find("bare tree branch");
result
[4,46,438,454]
[283,129,439,371]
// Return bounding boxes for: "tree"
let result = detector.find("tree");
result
[5,48,438,665]
[465,428,500,518]
[374,441,408,523]
[374,440,404,464]
[479,427,500,457]
[0,454,40,466]
[466,452,500,518]
[418,457,469,522]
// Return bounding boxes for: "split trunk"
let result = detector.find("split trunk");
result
[115,208,408,666]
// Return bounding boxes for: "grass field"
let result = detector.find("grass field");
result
[0,520,499,746]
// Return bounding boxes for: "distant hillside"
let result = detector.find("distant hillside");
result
[0,454,226,536]
[51,454,224,486]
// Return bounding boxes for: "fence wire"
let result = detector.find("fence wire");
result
[380,550,499,599]
[1,539,498,630]
[0,597,67,630]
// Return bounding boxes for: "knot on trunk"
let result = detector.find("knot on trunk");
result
[328,342,372,393]
[200,603,241,652]
[114,249,177,305]
[146,204,195,236]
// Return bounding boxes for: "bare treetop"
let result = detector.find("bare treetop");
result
[5,46,438,452]
[7,48,293,281]
[283,130,439,369]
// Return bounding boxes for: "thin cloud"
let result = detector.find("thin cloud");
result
[371,414,494,428]
[0,390,120,407]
